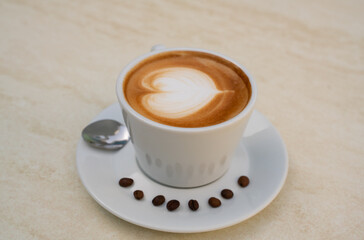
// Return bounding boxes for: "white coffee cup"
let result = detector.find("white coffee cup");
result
[116,46,257,188]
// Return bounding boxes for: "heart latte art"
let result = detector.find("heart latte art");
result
[141,67,231,119]
[124,51,251,128]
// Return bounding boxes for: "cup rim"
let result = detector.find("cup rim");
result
[116,47,257,133]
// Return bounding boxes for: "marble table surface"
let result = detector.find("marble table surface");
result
[1,0,363,239]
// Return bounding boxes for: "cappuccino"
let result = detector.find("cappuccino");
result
[123,51,251,128]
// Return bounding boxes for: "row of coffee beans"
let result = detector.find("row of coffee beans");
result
[118,176,250,211]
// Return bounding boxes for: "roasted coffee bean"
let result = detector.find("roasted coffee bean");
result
[166,200,180,211]
[221,189,234,199]
[188,199,199,211]
[152,195,165,206]
[238,176,250,187]
[119,178,133,187]
[133,190,144,200]
[208,197,221,208]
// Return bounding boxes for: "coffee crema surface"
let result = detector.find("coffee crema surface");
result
[123,51,251,128]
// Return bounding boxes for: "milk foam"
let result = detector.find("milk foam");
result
[141,67,222,119]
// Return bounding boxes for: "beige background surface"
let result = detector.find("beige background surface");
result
[1,0,363,239]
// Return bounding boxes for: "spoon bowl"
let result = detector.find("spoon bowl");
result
[82,119,130,150]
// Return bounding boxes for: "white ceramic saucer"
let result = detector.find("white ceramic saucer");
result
[76,103,288,233]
